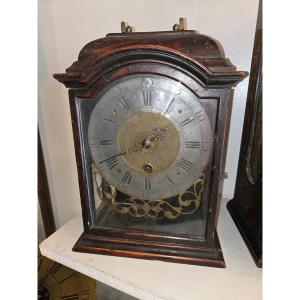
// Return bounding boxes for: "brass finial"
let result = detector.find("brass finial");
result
[121,21,133,33]
[173,17,187,31]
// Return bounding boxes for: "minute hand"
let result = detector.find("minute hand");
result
[98,143,143,164]
[99,127,169,165]
[98,151,128,164]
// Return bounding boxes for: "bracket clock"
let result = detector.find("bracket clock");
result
[54,20,247,267]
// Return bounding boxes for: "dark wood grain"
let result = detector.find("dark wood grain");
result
[73,230,225,268]
[54,31,246,89]
[227,1,262,268]
[54,29,247,267]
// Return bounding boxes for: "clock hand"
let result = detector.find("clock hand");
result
[98,152,126,164]
[100,126,170,165]
[99,143,143,164]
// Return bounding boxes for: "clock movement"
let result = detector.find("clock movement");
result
[54,20,247,267]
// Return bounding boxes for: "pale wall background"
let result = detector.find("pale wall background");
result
[38,0,259,228]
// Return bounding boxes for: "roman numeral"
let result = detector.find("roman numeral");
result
[180,116,194,127]
[145,177,151,190]
[165,174,174,185]
[177,159,193,172]
[196,110,206,121]
[99,140,113,146]
[100,156,119,170]
[118,98,129,110]
[94,108,103,119]
[89,135,98,146]
[122,170,132,184]
[185,141,201,148]
[164,97,175,114]
[142,89,151,106]
[112,87,121,95]
[102,118,115,124]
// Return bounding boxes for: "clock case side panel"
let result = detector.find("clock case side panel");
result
[69,89,94,233]
[205,89,234,240]
[227,2,262,268]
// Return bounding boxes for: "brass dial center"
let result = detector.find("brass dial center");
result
[142,138,153,149]
[117,111,180,174]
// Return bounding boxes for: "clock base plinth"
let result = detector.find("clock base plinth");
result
[227,200,262,268]
[72,230,225,268]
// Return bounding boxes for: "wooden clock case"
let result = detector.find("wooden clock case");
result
[227,3,262,268]
[54,29,247,267]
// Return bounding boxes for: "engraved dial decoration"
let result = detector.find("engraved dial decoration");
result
[88,75,213,200]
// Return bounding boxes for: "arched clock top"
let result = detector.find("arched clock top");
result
[53,31,247,89]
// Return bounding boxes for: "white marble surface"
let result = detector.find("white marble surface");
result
[40,199,262,300]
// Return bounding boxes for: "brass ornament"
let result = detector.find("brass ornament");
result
[92,164,116,207]
[92,165,205,220]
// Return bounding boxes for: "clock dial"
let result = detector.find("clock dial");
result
[88,75,213,200]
